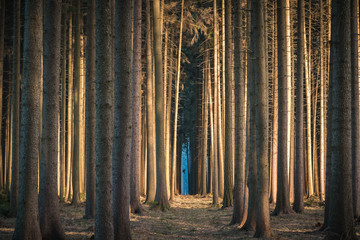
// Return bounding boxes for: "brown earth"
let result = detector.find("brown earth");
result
[0,194,359,239]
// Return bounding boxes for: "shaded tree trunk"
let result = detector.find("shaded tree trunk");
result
[293,0,305,214]
[223,0,234,208]
[39,1,65,238]
[327,0,355,238]
[130,0,143,214]
[12,0,43,238]
[95,0,114,238]
[0,0,5,190]
[113,0,132,238]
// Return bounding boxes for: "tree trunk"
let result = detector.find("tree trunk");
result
[273,0,293,215]
[223,0,234,208]
[351,0,360,219]
[293,0,305,214]
[327,0,355,238]
[130,0,143,214]
[145,0,156,203]
[95,0,114,238]
[9,0,20,218]
[39,1,65,238]
[0,0,5,190]
[153,0,169,210]
[170,0,184,201]
[113,0,132,238]
[84,0,96,219]
[12,0,42,238]
[72,0,81,206]
[231,0,245,224]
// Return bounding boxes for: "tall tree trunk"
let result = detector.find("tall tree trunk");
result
[319,0,326,203]
[113,0,132,238]
[84,0,96,219]
[327,0,355,238]
[201,51,209,196]
[212,0,219,205]
[170,0,184,201]
[9,0,20,218]
[66,6,73,201]
[293,0,305,214]
[130,0,143,214]
[145,0,156,203]
[253,0,271,237]
[231,0,245,224]
[60,5,67,202]
[223,0,234,208]
[273,0,293,215]
[39,1,65,238]
[12,0,42,238]
[72,0,81,206]
[351,0,360,219]
[0,0,5,190]
[153,0,169,210]
[95,0,114,238]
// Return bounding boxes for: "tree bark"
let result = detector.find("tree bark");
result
[95,0,114,238]
[0,0,5,190]
[39,1,65,238]
[293,0,305,214]
[327,0,355,238]
[12,0,42,238]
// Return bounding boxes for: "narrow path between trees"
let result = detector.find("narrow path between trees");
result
[0,195,353,239]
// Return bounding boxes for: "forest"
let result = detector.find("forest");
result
[0,0,359,239]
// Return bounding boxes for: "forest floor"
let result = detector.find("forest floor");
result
[0,194,359,239]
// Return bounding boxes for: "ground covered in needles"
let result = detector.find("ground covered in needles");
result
[0,194,359,239]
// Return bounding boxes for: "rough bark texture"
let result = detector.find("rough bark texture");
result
[327,0,355,238]
[9,0,20,218]
[273,0,293,215]
[153,0,169,210]
[0,0,4,190]
[72,0,81,206]
[253,0,271,237]
[84,0,96,219]
[12,0,42,238]
[231,0,245,225]
[145,0,156,203]
[130,0,143,214]
[39,1,65,239]
[351,0,360,219]
[223,0,234,208]
[293,0,305,214]
[95,0,114,238]
[113,0,132,238]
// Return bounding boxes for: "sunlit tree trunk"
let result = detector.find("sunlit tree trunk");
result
[273,0,293,215]
[171,0,184,201]
[154,0,169,210]
[327,0,355,237]
[84,0,96,219]
[145,0,156,203]
[12,0,42,238]
[39,1,65,238]
[201,51,209,196]
[9,0,20,218]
